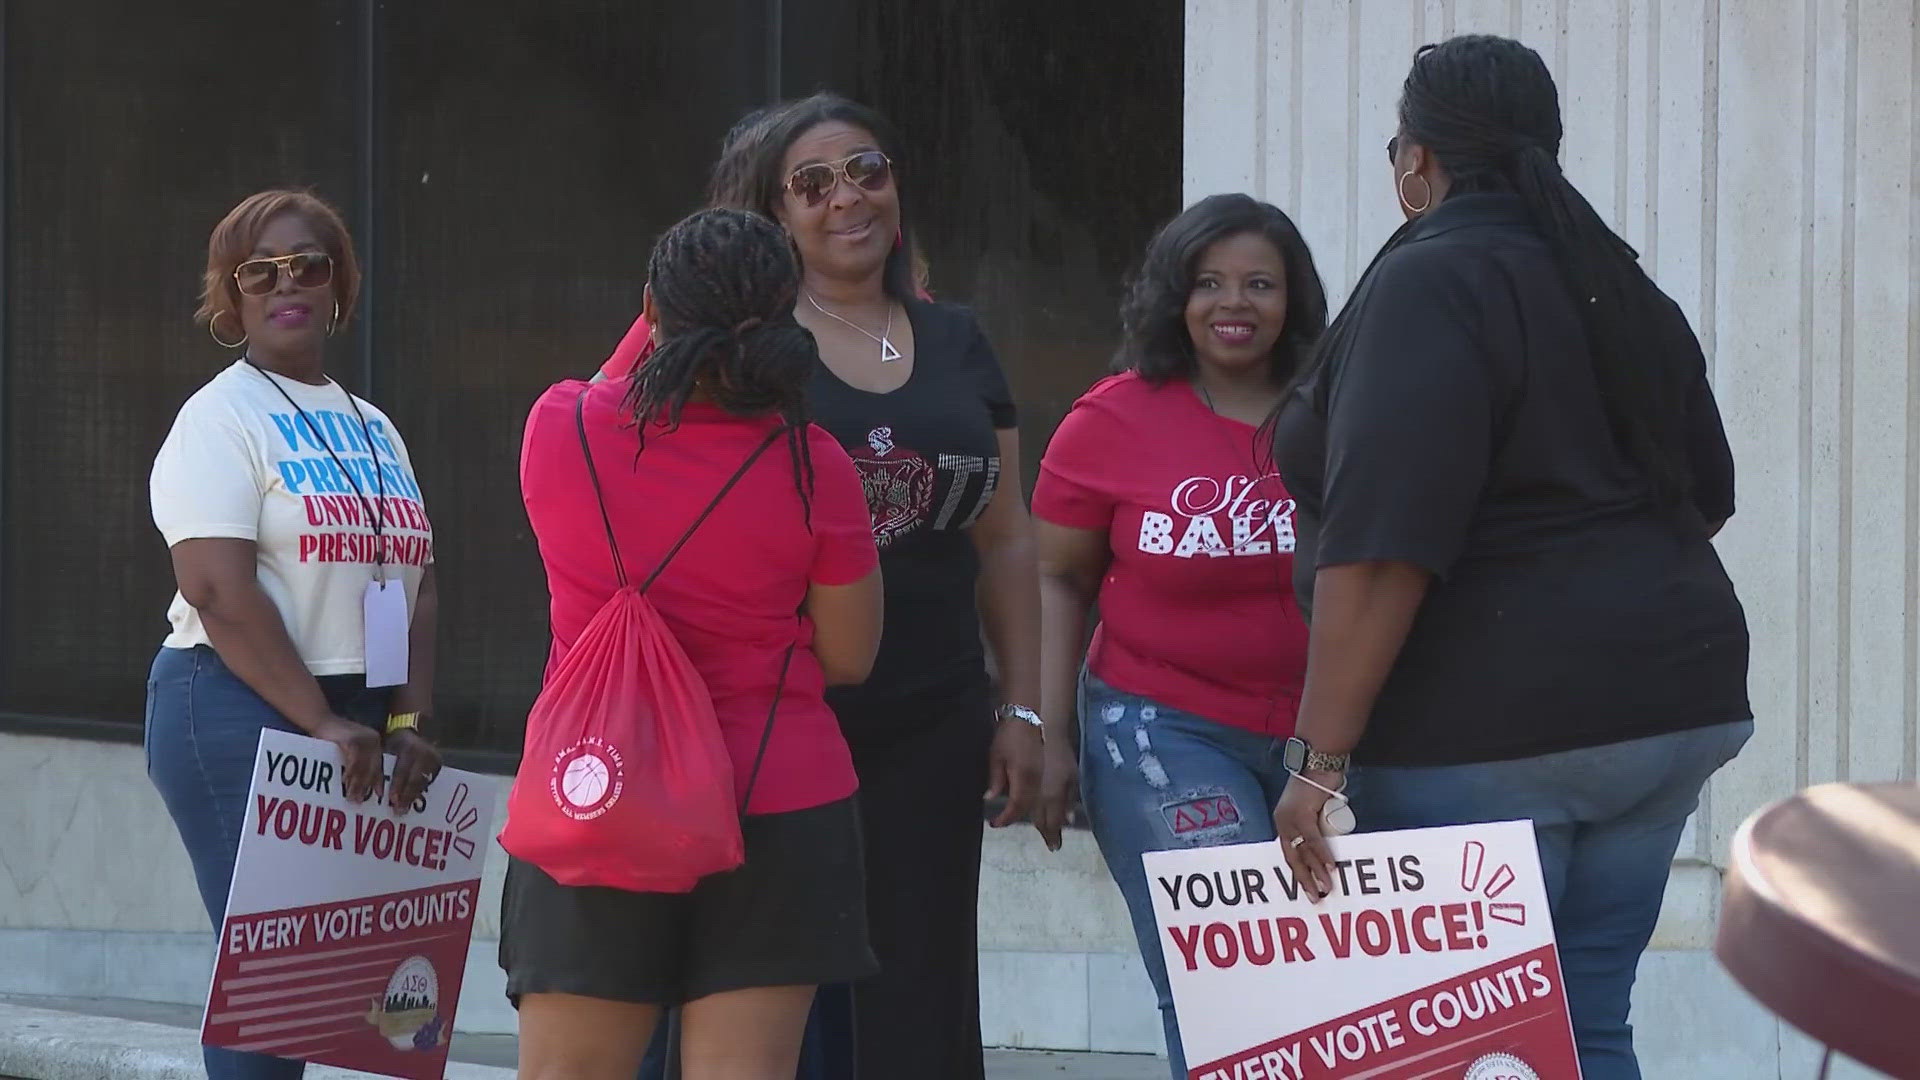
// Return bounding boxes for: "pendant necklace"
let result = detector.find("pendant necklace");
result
[806,292,902,363]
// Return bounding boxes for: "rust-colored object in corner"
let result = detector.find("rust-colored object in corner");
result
[1716,782,1920,1079]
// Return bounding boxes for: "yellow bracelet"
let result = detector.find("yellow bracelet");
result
[385,712,421,736]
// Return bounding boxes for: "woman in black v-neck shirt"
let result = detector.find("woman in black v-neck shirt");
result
[1267,37,1751,1080]
[702,93,1045,1080]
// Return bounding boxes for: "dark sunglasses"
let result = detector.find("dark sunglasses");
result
[234,252,334,296]
[783,151,894,208]
[1386,136,1399,163]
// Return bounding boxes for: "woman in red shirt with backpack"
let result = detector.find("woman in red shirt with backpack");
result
[502,207,883,1079]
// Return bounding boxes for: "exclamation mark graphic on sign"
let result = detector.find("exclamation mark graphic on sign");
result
[1488,903,1527,927]
[1460,839,1530,927]
[1461,840,1486,891]
[1483,863,1515,898]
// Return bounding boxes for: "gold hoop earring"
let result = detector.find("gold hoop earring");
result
[208,312,246,350]
[1398,171,1433,214]
[326,301,341,338]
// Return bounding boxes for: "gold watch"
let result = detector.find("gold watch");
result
[385,711,421,737]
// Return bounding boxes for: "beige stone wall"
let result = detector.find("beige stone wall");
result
[1184,1,1918,1074]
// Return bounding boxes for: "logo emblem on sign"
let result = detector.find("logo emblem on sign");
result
[549,738,625,821]
[1464,1051,1540,1080]
[366,955,446,1051]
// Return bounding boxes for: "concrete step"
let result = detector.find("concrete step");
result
[0,996,1168,1080]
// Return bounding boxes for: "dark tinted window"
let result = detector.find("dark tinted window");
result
[2,0,360,719]
[1,0,1180,755]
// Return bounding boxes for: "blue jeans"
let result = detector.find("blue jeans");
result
[145,645,387,1080]
[1349,720,1753,1080]
[1077,671,1293,1080]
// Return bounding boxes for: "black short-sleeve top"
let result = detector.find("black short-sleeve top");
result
[1271,194,1751,767]
[808,299,1016,720]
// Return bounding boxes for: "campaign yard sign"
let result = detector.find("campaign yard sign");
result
[202,728,497,1080]
[1145,821,1580,1080]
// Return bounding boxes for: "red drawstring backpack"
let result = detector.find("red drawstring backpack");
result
[500,390,792,892]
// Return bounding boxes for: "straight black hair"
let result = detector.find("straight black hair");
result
[623,207,818,522]
[1116,193,1327,384]
[1289,35,1696,518]
[708,92,920,303]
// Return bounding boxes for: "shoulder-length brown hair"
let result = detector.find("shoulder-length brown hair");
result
[196,190,361,339]
[708,93,922,303]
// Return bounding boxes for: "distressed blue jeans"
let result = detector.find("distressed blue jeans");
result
[1350,720,1752,1080]
[1077,670,1293,1080]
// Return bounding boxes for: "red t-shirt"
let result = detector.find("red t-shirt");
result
[520,379,879,814]
[1032,371,1309,734]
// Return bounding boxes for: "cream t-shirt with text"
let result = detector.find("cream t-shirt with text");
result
[150,359,433,675]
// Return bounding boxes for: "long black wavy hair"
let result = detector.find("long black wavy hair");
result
[708,92,921,303]
[623,207,819,521]
[1116,193,1327,383]
[1287,35,1696,517]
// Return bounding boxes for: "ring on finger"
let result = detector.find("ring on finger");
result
[1289,836,1307,848]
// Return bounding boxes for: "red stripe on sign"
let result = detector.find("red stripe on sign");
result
[1339,1010,1563,1080]
[237,1010,369,1038]
[221,958,391,991]
[1186,943,1579,1080]
[221,974,389,1008]
[205,879,481,1077]
[210,993,374,1025]
[235,929,467,972]
[228,1028,360,1054]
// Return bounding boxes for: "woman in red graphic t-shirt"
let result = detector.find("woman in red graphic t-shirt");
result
[1031,194,1328,1079]
[502,208,883,1079]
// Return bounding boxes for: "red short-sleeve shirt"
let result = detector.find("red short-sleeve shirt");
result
[1033,371,1308,734]
[520,379,879,813]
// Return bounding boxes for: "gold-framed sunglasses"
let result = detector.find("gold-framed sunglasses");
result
[234,251,334,296]
[783,151,894,208]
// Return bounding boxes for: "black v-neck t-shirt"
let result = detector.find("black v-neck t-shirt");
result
[1272,194,1751,767]
[809,300,1016,721]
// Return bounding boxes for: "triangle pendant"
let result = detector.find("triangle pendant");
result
[880,336,903,363]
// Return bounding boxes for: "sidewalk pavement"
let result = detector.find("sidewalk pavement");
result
[0,996,1167,1080]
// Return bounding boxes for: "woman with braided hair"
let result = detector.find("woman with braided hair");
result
[1268,36,1750,1078]
[503,207,883,1079]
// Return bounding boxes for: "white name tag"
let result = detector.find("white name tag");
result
[362,578,410,688]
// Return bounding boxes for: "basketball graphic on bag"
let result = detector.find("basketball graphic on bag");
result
[562,754,610,807]
[548,737,625,821]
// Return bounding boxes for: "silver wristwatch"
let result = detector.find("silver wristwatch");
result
[1283,736,1350,774]
[996,703,1044,731]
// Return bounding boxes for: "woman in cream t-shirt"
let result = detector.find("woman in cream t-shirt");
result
[146,189,442,1080]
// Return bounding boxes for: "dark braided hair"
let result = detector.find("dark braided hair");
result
[1288,35,1696,519]
[623,207,820,522]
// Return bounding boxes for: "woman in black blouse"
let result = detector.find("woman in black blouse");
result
[1268,36,1751,1080]
[705,92,1045,1080]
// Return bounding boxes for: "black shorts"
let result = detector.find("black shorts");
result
[499,796,876,1007]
